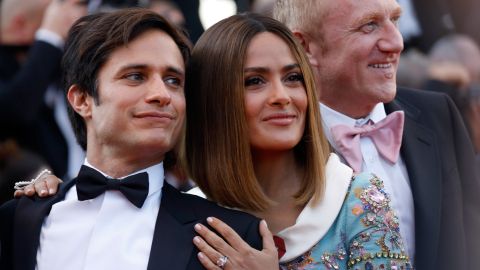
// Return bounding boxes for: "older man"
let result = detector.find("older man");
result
[274,0,480,269]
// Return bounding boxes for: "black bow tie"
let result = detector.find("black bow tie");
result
[76,165,149,208]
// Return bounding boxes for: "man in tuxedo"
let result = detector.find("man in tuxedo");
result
[274,0,480,269]
[0,8,263,270]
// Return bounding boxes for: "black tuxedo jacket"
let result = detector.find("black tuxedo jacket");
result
[0,41,68,177]
[385,87,480,270]
[0,181,262,270]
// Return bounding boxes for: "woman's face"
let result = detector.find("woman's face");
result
[244,32,308,153]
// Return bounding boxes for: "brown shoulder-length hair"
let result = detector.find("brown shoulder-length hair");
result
[183,13,330,212]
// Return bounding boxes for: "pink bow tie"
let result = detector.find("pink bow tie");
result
[331,111,405,172]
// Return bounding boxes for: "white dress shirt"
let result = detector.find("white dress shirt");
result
[36,160,164,270]
[321,102,416,263]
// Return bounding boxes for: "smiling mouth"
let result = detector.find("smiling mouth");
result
[263,113,297,126]
[368,62,397,79]
[134,112,177,126]
[368,63,393,69]
[135,112,175,119]
[263,113,296,121]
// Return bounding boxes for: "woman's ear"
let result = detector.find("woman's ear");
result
[293,31,320,67]
[67,84,93,119]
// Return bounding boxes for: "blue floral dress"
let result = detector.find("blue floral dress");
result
[277,154,412,270]
[188,154,412,269]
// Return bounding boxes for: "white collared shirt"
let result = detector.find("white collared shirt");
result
[321,102,416,262]
[36,160,164,270]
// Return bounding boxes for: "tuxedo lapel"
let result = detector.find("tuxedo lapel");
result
[386,98,441,268]
[13,180,76,270]
[147,183,199,270]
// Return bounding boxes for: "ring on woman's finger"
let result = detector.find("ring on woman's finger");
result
[216,255,228,269]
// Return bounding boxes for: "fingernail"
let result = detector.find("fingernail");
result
[40,190,47,195]
[198,252,205,259]
[193,236,200,244]
[262,219,268,228]
[207,217,213,223]
[195,223,202,231]
[49,189,55,194]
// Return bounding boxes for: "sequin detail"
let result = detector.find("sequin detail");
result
[280,174,411,270]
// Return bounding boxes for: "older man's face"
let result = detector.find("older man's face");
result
[312,0,404,118]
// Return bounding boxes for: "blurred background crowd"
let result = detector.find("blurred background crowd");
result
[1,0,479,204]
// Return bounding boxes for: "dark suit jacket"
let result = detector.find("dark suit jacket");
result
[0,181,262,270]
[385,87,480,270]
[0,41,68,177]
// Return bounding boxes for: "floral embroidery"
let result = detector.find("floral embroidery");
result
[359,178,390,214]
[353,187,363,198]
[280,174,410,269]
[347,175,408,269]
[355,175,404,254]
[280,250,317,270]
[351,204,364,216]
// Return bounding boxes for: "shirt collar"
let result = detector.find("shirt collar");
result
[320,102,387,150]
[83,159,164,198]
[276,153,352,262]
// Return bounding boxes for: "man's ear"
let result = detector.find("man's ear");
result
[67,84,93,118]
[293,30,320,67]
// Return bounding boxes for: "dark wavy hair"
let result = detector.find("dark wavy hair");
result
[62,8,191,150]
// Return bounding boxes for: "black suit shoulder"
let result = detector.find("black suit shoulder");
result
[163,184,263,251]
[395,87,469,136]
[0,199,20,270]
[181,189,257,221]
[396,86,452,109]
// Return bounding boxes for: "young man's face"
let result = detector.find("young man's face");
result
[85,29,186,161]
[310,0,404,118]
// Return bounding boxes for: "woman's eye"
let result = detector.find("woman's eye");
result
[244,76,265,87]
[285,73,304,83]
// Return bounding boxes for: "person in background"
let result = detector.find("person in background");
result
[423,34,480,175]
[0,0,87,187]
[425,34,480,107]
[274,0,480,269]
[250,0,275,16]
[149,0,185,27]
